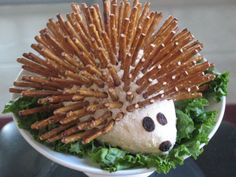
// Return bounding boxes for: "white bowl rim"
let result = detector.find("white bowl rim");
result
[10,69,226,175]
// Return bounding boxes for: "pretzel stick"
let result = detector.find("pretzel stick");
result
[108,65,121,86]
[75,88,108,98]
[80,3,93,26]
[94,4,104,30]
[119,34,127,64]
[104,101,123,109]
[71,2,81,13]
[23,53,54,71]
[19,103,62,116]
[150,16,175,44]
[89,24,104,48]
[131,33,146,65]
[143,63,214,98]
[56,14,70,34]
[9,88,26,93]
[80,69,105,88]
[110,14,117,54]
[137,2,150,28]
[101,31,116,65]
[50,24,75,54]
[40,121,75,141]
[82,120,114,144]
[46,134,65,143]
[142,30,177,72]
[118,1,125,37]
[46,19,65,44]
[64,20,81,41]
[66,13,77,27]
[34,35,51,51]
[21,90,62,97]
[22,76,64,89]
[37,44,77,73]
[72,95,85,101]
[60,108,88,124]
[97,48,109,68]
[73,12,90,37]
[123,53,132,91]
[17,58,56,77]
[130,26,142,64]
[126,91,134,102]
[120,1,131,36]
[87,102,107,113]
[130,57,146,82]
[14,81,57,91]
[128,85,201,112]
[121,18,130,38]
[47,124,80,143]
[61,132,84,144]
[80,71,104,88]
[78,111,112,130]
[22,65,52,78]
[173,92,202,101]
[108,88,119,101]
[136,43,195,86]
[154,34,194,68]
[61,52,83,69]
[64,37,95,66]
[111,1,118,36]
[23,53,59,76]
[127,6,138,49]
[103,0,111,38]
[122,53,132,81]
[31,115,65,129]
[72,20,92,50]
[101,70,115,88]
[40,32,65,55]
[54,101,88,115]
[50,77,83,87]
[65,71,91,85]
[73,36,94,60]
[136,78,152,94]
[132,0,139,6]
[155,37,197,68]
[141,14,153,35]
[38,95,74,104]
[144,12,163,44]
[123,1,131,20]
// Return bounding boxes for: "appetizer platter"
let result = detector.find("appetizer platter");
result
[3,0,228,176]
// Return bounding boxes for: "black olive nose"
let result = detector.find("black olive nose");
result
[159,141,172,152]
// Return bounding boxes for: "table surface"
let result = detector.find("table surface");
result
[0,121,236,177]
[0,0,236,116]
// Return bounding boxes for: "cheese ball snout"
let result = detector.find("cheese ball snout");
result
[98,100,177,154]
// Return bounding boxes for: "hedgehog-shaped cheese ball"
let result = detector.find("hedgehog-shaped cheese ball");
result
[10,0,215,154]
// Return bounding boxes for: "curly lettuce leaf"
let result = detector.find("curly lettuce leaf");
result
[204,72,229,102]
[2,97,38,114]
[176,109,195,143]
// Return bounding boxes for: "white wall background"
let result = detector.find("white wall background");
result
[0,0,235,116]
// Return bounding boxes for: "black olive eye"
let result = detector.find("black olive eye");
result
[142,117,155,132]
[156,112,167,125]
[159,141,172,152]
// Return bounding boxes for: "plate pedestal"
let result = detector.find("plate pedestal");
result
[84,171,154,177]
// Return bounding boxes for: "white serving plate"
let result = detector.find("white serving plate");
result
[11,70,226,177]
